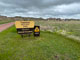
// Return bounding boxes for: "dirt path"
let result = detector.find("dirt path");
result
[0,22,14,32]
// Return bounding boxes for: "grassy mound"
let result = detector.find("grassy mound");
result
[0,26,80,60]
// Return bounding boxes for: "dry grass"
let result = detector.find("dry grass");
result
[35,20,80,40]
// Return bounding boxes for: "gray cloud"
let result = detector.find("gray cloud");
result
[0,0,80,18]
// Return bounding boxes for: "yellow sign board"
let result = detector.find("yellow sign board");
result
[15,21,34,28]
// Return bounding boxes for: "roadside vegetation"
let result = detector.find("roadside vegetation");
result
[0,26,80,60]
[35,20,80,38]
[0,20,14,24]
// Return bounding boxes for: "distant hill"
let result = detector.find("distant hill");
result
[0,16,80,21]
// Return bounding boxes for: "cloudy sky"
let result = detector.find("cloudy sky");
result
[0,0,80,18]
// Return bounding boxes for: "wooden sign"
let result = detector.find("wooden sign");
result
[34,26,40,37]
[15,21,34,36]
[15,21,34,28]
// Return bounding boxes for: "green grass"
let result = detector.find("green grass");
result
[0,26,80,60]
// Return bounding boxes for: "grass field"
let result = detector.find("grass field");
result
[35,20,80,38]
[0,26,80,60]
[0,20,13,24]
